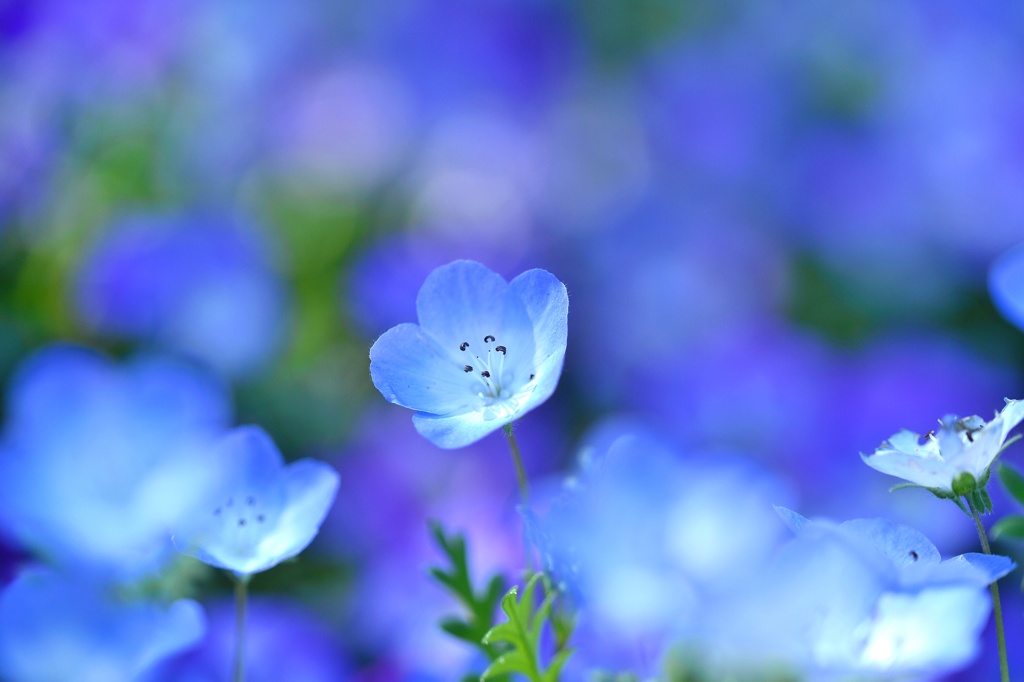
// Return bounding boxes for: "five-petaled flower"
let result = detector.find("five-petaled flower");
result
[369,260,568,448]
[173,426,340,576]
[862,398,1024,494]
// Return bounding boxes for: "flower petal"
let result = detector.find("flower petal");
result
[997,398,1024,442]
[839,518,941,568]
[928,553,1015,587]
[369,323,477,415]
[859,450,953,489]
[412,410,508,449]
[415,260,510,353]
[246,459,341,574]
[508,268,569,365]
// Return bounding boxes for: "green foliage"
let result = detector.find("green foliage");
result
[481,573,574,682]
[991,515,1024,541]
[998,462,1024,507]
[429,522,509,676]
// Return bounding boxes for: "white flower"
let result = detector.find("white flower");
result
[861,399,1024,492]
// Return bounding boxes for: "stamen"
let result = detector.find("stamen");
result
[257,514,265,523]
[484,335,496,343]
[481,371,491,378]
[495,346,506,355]
[238,519,247,526]
[530,374,535,380]
[460,342,469,351]
[464,365,473,372]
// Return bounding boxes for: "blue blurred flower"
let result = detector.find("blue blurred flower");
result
[705,509,1013,679]
[0,566,204,682]
[862,399,1024,492]
[533,422,792,677]
[145,597,348,682]
[75,213,289,378]
[369,260,568,448]
[0,345,230,574]
[990,241,1024,333]
[173,426,339,576]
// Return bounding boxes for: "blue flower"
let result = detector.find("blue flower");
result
[705,509,1014,678]
[369,260,568,448]
[991,242,1024,332]
[173,426,340,576]
[75,212,290,378]
[0,566,204,682]
[0,345,231,574]
[861,398,1024,493]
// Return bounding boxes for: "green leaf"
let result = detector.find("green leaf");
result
[991,515,1024,540]
[480,574,575,682]
[998,462,1024,508]
[428,521,509,673]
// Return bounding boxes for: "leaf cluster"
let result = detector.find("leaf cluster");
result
[429,521,510,680]
[481,573,573,682]
[993,462,1024,541]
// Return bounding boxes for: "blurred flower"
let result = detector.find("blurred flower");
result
[703,509,1013,679]
[0,345,230,574]
[370,260,568,448]
[173,426,340,577]
[0,565,204,682]
[75,212,290,378]
[145,597,348,682]
[862,399,1024,493]
[990,241,1024,333]
[533,422,792,677]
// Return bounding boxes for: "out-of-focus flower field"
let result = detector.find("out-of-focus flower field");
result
[2,1,1024,680]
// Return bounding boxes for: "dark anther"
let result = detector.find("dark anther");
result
[529,374,535,380]
[966,431,974,443]
[460,342,469,351]
[495,346,506,354]
[238,519,247,527]
[464,365,473,372]
[246,496,255,505]
[484,335,496,343]
[481,371,491,378]
[910,550,919,561]
[257,514,265,523]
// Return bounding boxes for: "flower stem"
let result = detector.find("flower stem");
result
[233,573,250,682]
[503,423,529,503]
[969,503,1009,682]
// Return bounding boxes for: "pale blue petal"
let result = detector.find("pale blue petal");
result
[513,349,566,417]
[216,425,284,490]
[953,552,1015,584]
[241,459,340,575]
[989,242,1024,332]
[997,398,1024,442]
[860,588,988,672]
[415,260,510,353]
[860,450,953,489]
[369,322,477,415]
[839,518,940,567]
[774,506,810,534]
[412,410,507,449]
[508,268,569,365]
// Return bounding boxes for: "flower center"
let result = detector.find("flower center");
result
[457,334,540,421]
[213,493,268,531]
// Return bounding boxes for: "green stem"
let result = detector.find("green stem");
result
[969,502,1009,682]
[503,423,529,503]
[233,574,250,682]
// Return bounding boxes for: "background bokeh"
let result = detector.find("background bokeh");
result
[2,0,1024,679]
